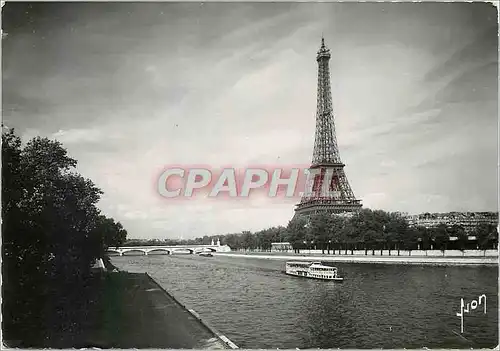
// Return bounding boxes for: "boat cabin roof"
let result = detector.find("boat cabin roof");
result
[286,261,337,269]
[286,261,311,265]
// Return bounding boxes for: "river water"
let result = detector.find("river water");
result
[111,254,498,349]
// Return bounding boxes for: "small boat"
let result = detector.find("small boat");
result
[199,252,213,257]
[284,261,343,281]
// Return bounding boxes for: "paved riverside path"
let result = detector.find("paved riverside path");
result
[43,272,231,349]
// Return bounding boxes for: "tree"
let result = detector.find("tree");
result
[474,223,498,250]
[363,229,379,255]
[308,212,332,253]
[201,235,210,244]
[328,214,346,253]
[385,212,409,255]
[2,129,28,342]
[339,220,358,254]
[403,227,420,251]
[449,224,467,251]
[2,129,127,345]
[414,226,431,250]
[222,233,242,250]
[430,224,449,252]
[94,215,128,251]
[286,217,307,252]
[241,231,254,251]
[187,210,496,258]
[277,226,288,242]
[257,227,284,252]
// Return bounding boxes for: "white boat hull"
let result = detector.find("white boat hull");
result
[283,270,344,282]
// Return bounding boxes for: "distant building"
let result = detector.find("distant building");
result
[271,242,293,252]
[405,212,499,233]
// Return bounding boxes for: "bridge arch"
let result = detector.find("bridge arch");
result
[107,248,121,256]
[147,248,171,255]
[194,248,217,254]
[122,249,147,256]
[172,248,194,254]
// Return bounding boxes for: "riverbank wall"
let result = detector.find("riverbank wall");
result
[102,259,237,348]
[84,271,237,348]
[233,249,498,257]
[215,252,498,266]
[144,273,238,349]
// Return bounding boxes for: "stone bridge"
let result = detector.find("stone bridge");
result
[107,243,231,256]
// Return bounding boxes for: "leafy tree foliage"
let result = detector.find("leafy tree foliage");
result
[286,216,307,251]
[430,224,449,251]
[138,208,498,254]
[94,215,128,251]
[474,223,498,250]
[449,225,467,251]
[308,212,332,253]
[2,129,127,346]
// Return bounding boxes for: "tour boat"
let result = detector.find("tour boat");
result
[284,261,343,281]
[199,252,213,257]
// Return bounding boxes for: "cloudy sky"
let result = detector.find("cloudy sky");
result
[3,2,498,239]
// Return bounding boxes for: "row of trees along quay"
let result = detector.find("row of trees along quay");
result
[128,210,499,254]
[2,129,128,347]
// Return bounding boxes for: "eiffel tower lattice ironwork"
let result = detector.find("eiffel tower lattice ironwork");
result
[294,38,362,218]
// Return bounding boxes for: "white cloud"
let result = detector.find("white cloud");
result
[52,128,105,144]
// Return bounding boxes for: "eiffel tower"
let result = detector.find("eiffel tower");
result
[294,38,362,219]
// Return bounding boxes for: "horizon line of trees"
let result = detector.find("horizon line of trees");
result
[125,209,498,253]
[2,128,128,346]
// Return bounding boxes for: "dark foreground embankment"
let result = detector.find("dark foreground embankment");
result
[3,271,233,349]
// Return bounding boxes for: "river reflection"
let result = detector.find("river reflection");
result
[111,254,498,349]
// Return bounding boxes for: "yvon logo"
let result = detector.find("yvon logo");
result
[456,294,486,334]
[156,165,343,200]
